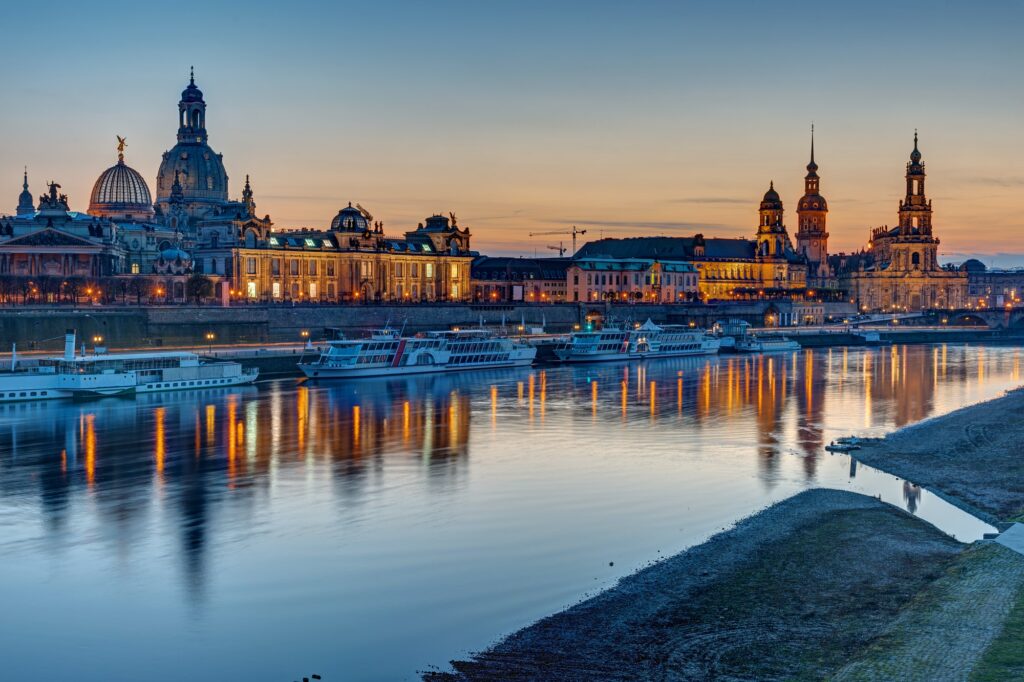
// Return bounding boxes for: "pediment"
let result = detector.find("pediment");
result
[1,228,99,248]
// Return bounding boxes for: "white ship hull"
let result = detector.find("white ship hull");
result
[0,331,258,403]
[299,363,450,379]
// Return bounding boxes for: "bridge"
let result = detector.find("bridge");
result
[937,307,1024,330]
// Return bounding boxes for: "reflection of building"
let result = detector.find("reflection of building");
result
[834,134,967,311]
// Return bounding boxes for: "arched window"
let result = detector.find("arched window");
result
[244,230,257,248]
[191,110,201,128]
[912,252,921,267]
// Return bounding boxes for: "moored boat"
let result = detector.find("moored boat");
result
[0,331,257,403]
[734,334,802,353]
[298,327,536,379]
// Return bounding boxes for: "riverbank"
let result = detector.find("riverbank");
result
[425,489,966,680]
[852,387,1024,523]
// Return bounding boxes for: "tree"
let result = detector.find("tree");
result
[186,274,214,304]
[127,276,148,306]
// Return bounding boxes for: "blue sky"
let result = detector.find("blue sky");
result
[4,1,1024,262]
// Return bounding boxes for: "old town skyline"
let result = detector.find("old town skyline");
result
[3,2,1023,264]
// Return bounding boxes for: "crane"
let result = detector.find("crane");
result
[528,225,588,255]
[547,243,566,257]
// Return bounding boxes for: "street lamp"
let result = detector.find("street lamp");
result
[300,329,312,349]
[205,331,215,352]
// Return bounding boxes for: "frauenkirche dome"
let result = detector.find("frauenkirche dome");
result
[88,140,155,220]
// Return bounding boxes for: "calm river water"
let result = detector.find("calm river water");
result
[0,343,1020,680]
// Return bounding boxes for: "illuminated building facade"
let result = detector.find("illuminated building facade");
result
[573,183,809,301]
[471,257,571,302]
[209,203,473,303]
[835,134,967,311]
[566,257,699,302]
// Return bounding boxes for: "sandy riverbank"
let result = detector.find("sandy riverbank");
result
[852,387,1024,523]
[424,489,964,680]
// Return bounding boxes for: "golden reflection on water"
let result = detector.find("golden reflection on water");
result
[154,407,166,480]
[12,344,1021,502]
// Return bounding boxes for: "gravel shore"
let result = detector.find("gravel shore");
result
[425,489,962,681]
[852,387,1024,522]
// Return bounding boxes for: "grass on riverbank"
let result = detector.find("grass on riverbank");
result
[833,542,1024,681]
[971,575,1024,681]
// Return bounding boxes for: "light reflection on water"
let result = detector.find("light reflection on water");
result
[0,343,1019,681]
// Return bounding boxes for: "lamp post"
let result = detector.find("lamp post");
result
[300,329,311,350]
[205,331,215,353]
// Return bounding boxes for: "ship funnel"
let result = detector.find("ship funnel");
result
[64,329,76,360]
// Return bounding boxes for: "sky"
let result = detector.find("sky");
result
[3,1,1024,264]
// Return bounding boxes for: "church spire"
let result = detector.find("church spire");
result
[242,174,255,216]
[807,123,818,174]
[17,166,34,216]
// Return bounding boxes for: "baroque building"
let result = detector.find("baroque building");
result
[1,71,476,304]
[572,182,809,301]
[835,134,967,311]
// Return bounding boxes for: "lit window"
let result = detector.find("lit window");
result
[130,263,140,274]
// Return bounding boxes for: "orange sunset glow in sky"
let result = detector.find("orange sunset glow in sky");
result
[3,2,1023,264]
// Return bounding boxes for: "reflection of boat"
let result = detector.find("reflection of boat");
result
[734,335,801,353]
[0,331,257,403]
[299,328,536,380]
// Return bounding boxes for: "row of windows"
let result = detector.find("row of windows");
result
[244,258,466,279]
[582,273,696,287]
[450,354,512,364]
[4,390,49,398]
[144,378,236,390]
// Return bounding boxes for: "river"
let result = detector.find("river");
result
[0,343,1019,680]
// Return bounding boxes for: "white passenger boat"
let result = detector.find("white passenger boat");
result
[554,320,719,363]
[734,335,801,353]
[299,329,449,379]
[630,320,721,359]
[298,328,536,380]
[424,329,537,370]
[0,331,258,403]
[552,325,635,363]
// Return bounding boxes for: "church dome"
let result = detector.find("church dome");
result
[160,247,191,262]
[760,182,782,210]
[89,156,155,220]
[331,203,369,232]
[155,144,229,214]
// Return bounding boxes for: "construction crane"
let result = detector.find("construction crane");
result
[528,225,588,254]
[547,243,566,257]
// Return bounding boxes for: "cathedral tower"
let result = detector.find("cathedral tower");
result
[756,181,789,257]
[155,68,230,222]
[898,130,932,235]
[795,126,829,282]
